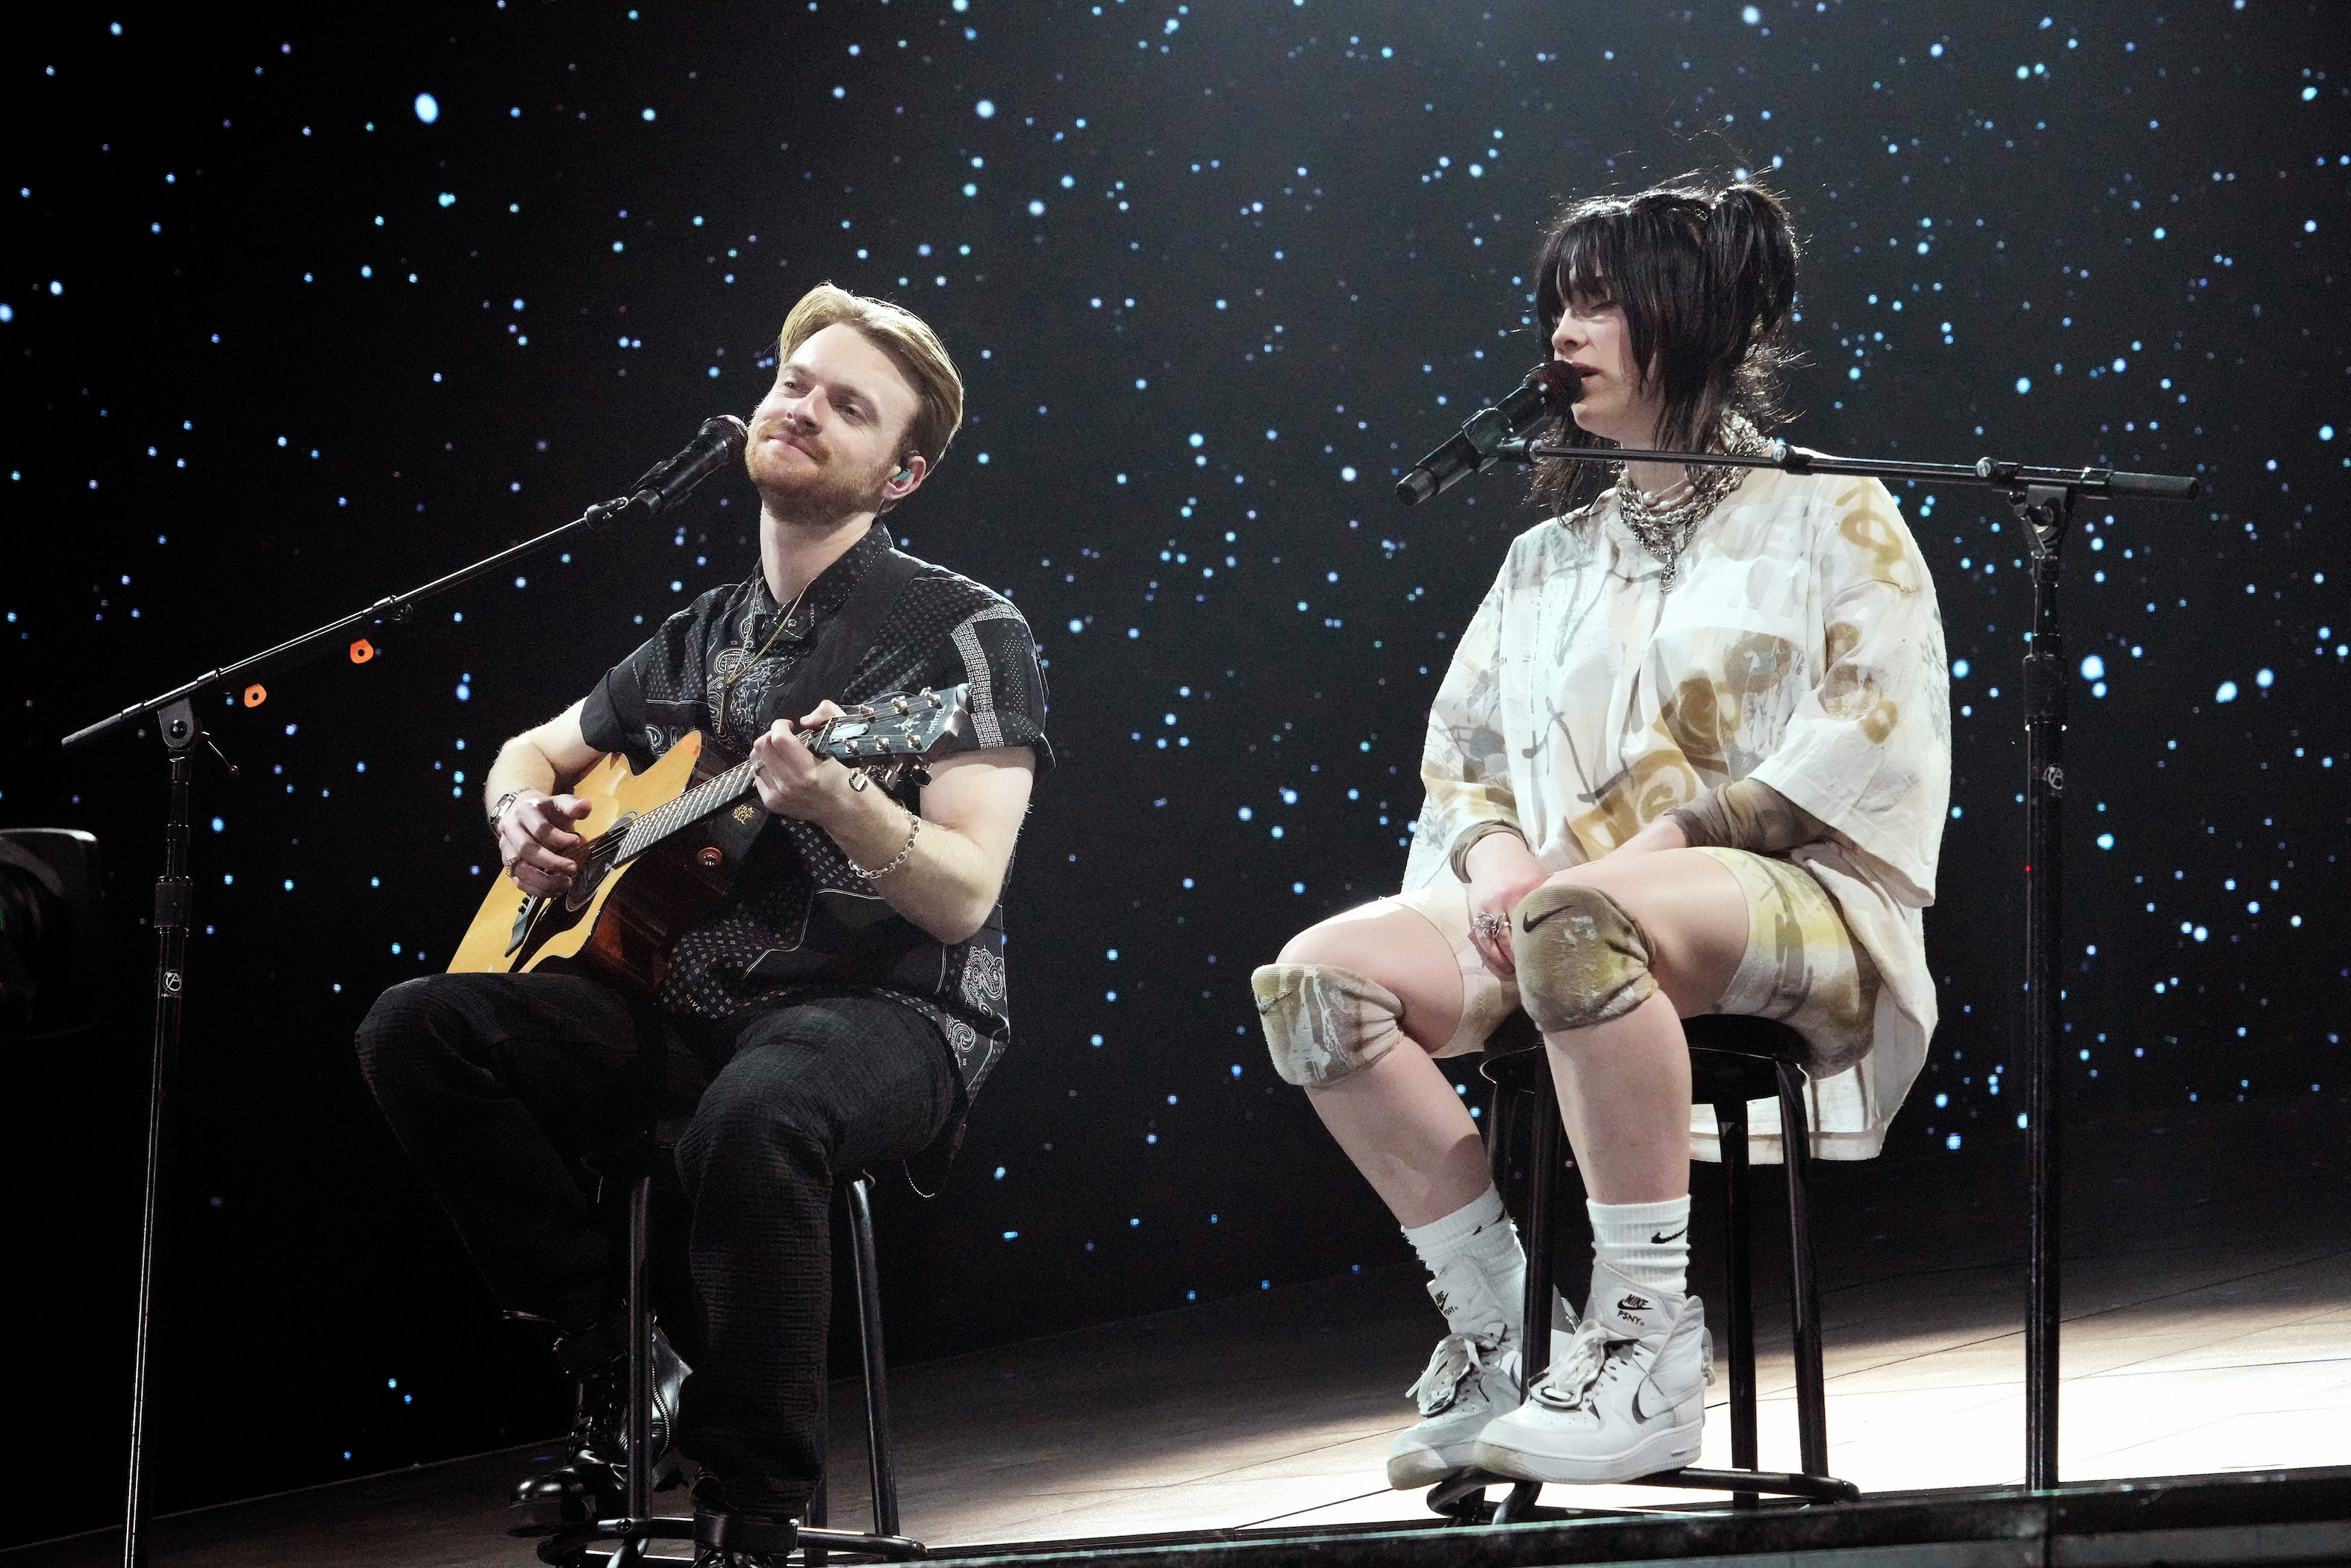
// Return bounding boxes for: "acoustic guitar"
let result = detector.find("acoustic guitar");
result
[447,685,975,996]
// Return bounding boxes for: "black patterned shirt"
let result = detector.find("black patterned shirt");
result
[577,522,1049,1099]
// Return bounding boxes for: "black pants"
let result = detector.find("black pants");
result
[355,971,958,1515]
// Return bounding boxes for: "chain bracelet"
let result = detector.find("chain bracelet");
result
[849,808,922,880]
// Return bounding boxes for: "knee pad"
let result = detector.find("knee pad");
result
[1251,963,1405,1087]
[1510,883,1657,1032]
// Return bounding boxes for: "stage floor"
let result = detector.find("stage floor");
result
[13,1099,2349,1565]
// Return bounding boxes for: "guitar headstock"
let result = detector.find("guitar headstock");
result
[807,684,975,787]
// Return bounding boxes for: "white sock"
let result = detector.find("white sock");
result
[1587,1196,1690,1334]
[1402,1187,1526,1339]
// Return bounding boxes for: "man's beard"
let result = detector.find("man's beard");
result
[752,436,894,524]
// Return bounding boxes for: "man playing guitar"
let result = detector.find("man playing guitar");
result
[356,285,1047,1568]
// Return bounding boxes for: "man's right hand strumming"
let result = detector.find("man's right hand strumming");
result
[496,791,593,897]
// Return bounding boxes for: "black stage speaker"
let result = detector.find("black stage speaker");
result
[0,827,107,1041]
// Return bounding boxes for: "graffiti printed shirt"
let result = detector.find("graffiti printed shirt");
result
[1405,469,1952,1159]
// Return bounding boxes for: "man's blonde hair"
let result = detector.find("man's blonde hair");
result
[776,284,964,470]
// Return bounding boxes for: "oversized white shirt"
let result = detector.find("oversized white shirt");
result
[1402,467,1952,1161]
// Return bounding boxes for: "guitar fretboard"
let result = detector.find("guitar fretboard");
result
[611,757,760,864]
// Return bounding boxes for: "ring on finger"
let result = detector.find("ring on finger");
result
[1471,911,1508,941]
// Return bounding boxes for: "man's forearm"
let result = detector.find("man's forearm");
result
[817,783,1002,944]
[484,737,562,823]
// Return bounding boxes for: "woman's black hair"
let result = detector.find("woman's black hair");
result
[1529,174,1800,513]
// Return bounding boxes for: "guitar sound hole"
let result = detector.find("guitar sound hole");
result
[564,857,612,913]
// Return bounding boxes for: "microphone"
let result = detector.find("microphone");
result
[627,415,750,512]
[1395,362,1583,506]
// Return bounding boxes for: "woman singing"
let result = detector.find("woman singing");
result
[1251,178,1949,1488]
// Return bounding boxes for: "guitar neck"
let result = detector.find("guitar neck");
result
[604,685,971,865]
[613,756,764,863]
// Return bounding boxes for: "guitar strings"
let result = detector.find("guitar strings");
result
[591,687,964,866]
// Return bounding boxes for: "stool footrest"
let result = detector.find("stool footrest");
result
[1637,1467,1860,1503]
[561,1516,928,1562]
[1424,1466,1858,1522]
[799,1525,929,1558]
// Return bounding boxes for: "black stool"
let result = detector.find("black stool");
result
[1431,1013,1857,1520]
[546,1119,925,1566]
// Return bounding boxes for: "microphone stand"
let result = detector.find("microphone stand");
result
[1499,435,2200,1490]
[62,477,687,1568]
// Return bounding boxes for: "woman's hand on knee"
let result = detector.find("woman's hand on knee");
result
[1464,832,1548,980]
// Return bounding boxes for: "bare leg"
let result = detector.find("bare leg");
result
[1535,849,1750,1204]
[1278,904,1487,1229]
[1545,991,1694,1202]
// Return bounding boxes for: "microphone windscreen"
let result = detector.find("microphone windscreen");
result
[1529,360,1584,410]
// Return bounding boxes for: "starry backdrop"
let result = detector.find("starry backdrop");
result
[6,0,2345,1537]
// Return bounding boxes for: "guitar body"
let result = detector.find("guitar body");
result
[447,733,767,996]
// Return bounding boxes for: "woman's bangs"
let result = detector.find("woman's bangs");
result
[1537,210,1626,325]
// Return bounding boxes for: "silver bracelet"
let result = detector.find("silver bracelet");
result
[849,808,922,880]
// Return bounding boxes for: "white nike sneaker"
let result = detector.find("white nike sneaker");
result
[1468,1295,1713,1485]
[1385,1254,1552,1490]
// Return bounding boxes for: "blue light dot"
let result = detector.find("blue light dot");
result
[413,93,439,124]
[2015,377,2032,394]
[2216,680,2239,703]
[975,99,995,118]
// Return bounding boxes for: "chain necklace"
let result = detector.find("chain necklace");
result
[715,577,813,736]
[1613,411,1770,592]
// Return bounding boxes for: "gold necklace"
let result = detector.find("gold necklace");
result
[719,578,812,704]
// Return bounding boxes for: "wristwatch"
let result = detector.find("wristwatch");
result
[487,789,526,832]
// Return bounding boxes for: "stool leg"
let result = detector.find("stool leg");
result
[1486,1083,1514,1208]
[806,1476,830,1568]
[1776,1065,1829,1478]
[1522,1105,1558,1386]
[626,1171,653,1522]
[1715,1094,1758,1508]
[1493,1097,1563,1525]
[846,1176,901,1540]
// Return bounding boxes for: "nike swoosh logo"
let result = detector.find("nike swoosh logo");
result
[1520,905,1576,934]
[1651,1226,1688,1245]
[1632,1378,1661,1423]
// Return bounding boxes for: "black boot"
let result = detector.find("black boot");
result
[690,1475,801,1568]
[508,1317,691,1534]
